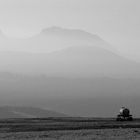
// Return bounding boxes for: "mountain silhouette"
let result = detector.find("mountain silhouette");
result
[0,45,139,78]
[0,26,115,53]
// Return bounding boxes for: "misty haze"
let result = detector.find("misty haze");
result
[0,0,139,119]
[0,26,139,118]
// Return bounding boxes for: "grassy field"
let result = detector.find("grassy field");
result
[0,118,140,139]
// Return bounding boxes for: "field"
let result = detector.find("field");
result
[0,118,140,139]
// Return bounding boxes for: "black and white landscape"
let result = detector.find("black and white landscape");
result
[0,1,140,139]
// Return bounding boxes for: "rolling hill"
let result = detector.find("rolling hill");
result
[0,45,139,78]
[0,106,67,118]
[0,74,139,117]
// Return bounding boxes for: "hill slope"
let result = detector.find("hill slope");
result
[0,106,67,118]
[0,26,115,53]
[0,45,139,78]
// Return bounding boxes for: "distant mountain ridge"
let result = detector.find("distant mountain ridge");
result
[0,26,116,53]
[0,45,139,78]
[0,27,133,78]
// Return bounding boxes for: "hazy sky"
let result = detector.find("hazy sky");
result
[0,0,140,56]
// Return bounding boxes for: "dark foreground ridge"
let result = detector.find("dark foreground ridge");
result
[0,117,140,133]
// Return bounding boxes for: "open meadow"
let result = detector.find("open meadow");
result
[0,118,140,139]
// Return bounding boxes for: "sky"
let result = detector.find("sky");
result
[0,0,140,57]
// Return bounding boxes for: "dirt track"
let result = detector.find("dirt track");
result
[0,118,140,139]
